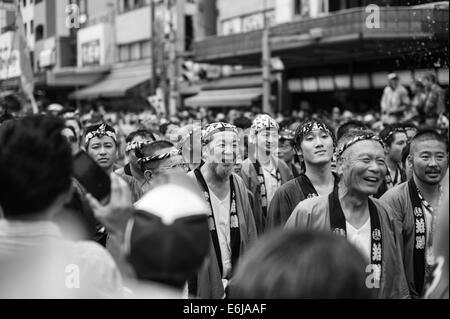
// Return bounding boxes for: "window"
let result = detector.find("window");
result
[24,22,27,35]
[35,24,44,41]
[294,0,310,17]
[141,40,151,58]
[119,0,150,13]
[130,42,140,60]
[119,45,130,62]
[30,20,34,34]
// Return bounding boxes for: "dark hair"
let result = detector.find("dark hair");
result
[0,116,72,219]
[379,125,406,147]
[337,120,368,142]
[401,142,411,166]
[233,116,253,130]
[410,129,449,154]
[137,140,175,171]
[159,122,175,136]
[294,119,336,152]
[125,129,156,144]
[0,111,14,125]
[230,230,373,299]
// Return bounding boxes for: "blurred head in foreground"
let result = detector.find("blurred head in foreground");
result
[230,230,374,299]
[127,173,210,290]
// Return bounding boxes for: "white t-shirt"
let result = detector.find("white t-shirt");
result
[209,190,232,279]
[346,218,371,262]
[261,161,279,206]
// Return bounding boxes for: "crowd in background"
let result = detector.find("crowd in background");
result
[0,71,448,300]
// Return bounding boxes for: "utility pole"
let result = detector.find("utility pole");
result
[262,0,272,115]
[150,0,157,96]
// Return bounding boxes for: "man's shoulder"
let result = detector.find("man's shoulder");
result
[293,195,328,215]
[380,182,409,203]
[274,177,300,196]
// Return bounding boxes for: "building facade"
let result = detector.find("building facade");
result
[191,0,449,114]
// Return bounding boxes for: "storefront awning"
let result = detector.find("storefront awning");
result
[184,88,262,108]
[70,65,151,100]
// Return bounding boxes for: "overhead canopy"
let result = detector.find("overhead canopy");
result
[184,88,262,108]
[70,65,151,100]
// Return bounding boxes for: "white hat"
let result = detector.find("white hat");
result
[388,73,399,80]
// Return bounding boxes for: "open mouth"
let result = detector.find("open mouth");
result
[315,150,327,155]
[364,177,380,183]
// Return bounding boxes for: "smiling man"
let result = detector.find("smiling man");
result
[188,122,257,299]
[286,130,409,299]
[381,130,449,298]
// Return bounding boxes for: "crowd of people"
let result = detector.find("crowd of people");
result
[0,72,448,299]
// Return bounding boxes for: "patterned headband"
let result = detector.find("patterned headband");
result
[126,140,154,153]
[297,121,333,139]
[202,122,238,145]
[84,124,117,145]
[251,115,279,135]
[137,149,182,165]
[336,134,385,158]
[382,127,407,144]
[279,129,295,141]
[294,120,335,150]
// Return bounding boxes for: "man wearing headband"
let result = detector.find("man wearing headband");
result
[136,140,187,194]
[278,128,302,178]
[241,114,293,234]
[375,125,408,198]
[188,122,257,299]
[115,129,156,188]
[267,119,339,231]
[287,130,409,299]
[381,130,449,298]
[84,123,142,203]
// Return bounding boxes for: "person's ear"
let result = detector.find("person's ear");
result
[144,170,153,181]
[336,157,345,176]
[408,154,414,167]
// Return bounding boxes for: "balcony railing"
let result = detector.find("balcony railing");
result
[193,6,449,63]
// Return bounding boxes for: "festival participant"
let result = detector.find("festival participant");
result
[115,129,156,187]
[381,130,449,298]
[424,188,449,299]
[87,172,211,299]
[0,115,123,298]
[375,125,408,198]
[286,130,410,299]
[241,114,293,233]
[136,140,188,194]
[278,128,302,178]
[188,122,257,299]
[267,119,338,230]
[84,123,142,202]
